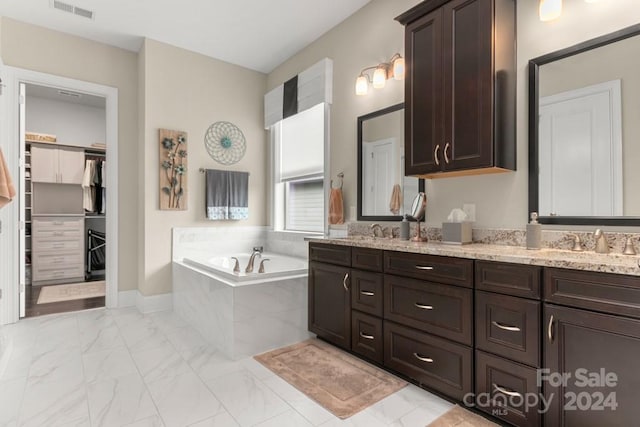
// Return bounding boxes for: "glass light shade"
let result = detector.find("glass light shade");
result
[392,57,405,80]
[372,66,387,89]
[355,75,369,96]
[539,0,562,21]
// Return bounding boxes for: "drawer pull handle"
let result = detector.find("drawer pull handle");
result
[434,144,441,166]
[359,332,374,340]
[360,290,375,296]
[415,303,433,310]
[548,314,555,342]
[413,353,433,363]
[415,265,434,270]
[492,321,521,332]
[343,273,350,292]
[493,384,522,398]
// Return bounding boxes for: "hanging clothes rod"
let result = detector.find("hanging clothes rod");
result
[199,168,250,175]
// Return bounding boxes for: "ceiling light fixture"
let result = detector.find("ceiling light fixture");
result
[355,53,405,96]
[539,0,562,22]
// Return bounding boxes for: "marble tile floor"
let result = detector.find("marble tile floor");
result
[0,308,453,427]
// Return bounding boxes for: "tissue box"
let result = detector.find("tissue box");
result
[442,222,473,244]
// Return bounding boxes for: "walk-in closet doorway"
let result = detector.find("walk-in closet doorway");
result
[0,67,118,325]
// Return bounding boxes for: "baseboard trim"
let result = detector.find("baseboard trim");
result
[135,291,172,314]
[118,290,137,308]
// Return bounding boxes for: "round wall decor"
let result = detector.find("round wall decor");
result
[204,121,246,165]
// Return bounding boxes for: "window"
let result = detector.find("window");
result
[272,103,326,233]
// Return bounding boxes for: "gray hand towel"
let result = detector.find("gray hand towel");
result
[228,171,249,220]
[206,169,229,220]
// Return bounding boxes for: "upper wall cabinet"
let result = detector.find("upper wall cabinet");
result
[396,0,516,178]
[31,145,85,185]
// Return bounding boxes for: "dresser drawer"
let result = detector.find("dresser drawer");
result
[32,228,82,241]
[544,268,640,318]
[384,275,472,345]
[33,265,84,282]
[351,247,383,272]
[476,291,540,367]
[32,239,83,251]
[476,350,540,427]
[351,270,383,317]
[351,311,383,364]
[476,261,541,299]
[309,243,351,267]
[384,252,473,288]
[384,321,472,400]
[32,251,83,269]
[32,216,84,232]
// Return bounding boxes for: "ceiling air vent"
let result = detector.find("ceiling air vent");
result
[51,0,95,20]
[58,90,82,98]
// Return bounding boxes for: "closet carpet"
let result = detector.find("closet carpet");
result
[25,283,105,318]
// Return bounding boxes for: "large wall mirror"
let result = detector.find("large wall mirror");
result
[357,103,424,221]
[529,24,640,225]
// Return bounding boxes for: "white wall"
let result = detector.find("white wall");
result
[26,95,106,148]
[268,0,640,230]
[139,39,267,296]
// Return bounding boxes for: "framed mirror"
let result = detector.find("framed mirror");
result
[357,103,424,221]
[529,23,640,225]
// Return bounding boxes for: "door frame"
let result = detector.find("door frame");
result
[362,137,397,216]
[0,67,119,325]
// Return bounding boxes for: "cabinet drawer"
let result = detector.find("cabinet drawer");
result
[32,217,83,232]
[33,251,83,268]
[544,268,640,318]
[351,247,383,272]
[32,229,82,241]
[32,239,82,251]
[476,291,540,367]
[476,350,540,427]
[476,261,541,299]
[384,275,472,345]
[384,252,473,287]
[309,243,351,267]
[33,265,84,282]
[351,270,383,317]
[384,321,472,400]
[351,311,383,364]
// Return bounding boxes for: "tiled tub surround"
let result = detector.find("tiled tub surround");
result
[172,227,313,360]
[310,235,640,276]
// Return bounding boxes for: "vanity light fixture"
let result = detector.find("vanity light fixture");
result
[355,53,405,96]
[539,0,562,22]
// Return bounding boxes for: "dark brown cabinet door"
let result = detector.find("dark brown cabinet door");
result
[442,0,493,171]
[544,304,640,426]
[404,8,443,175]
[308,262,351,349]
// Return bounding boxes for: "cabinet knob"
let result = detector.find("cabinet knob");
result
[444,143,451,164]
[434,144,441,166]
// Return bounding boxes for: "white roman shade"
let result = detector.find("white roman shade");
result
[278,103,325,182]
[264,58,333,129]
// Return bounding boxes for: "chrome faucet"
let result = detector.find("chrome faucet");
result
[594,229,610,254]
[371,223,383,238]
[245,246,263,273]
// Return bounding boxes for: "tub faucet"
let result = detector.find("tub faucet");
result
[230,257,240,274]
[594,229,610,254]
[245,249,262,273]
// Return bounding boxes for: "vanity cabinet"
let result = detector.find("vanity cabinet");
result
[474,261,542,427]
[396,0,516,178]
[543,269,640,426]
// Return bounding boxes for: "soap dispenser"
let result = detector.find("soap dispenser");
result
[400,215,410,240]
[526,212,541,250]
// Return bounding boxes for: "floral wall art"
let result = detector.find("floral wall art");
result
[159,129,188,210]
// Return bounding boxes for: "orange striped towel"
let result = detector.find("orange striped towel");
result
[328,188,344,225]
[389,184,402,215]
[0,148,16,209]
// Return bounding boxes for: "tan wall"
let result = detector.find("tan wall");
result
[0,18,139,291]
[268,0,640,229]
[139,39,267,295]
[539,35,640,216]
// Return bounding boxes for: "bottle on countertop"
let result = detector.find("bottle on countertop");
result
[526,212,541,250]
[400,215,410,240]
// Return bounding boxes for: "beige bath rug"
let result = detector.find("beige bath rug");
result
[427,405,499,427]
[37,281,106,304]
[254,338,407,419]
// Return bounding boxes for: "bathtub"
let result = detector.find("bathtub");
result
[173,252,311,360]
[182,253,307,284]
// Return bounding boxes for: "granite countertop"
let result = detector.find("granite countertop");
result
[308,236,640,277]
